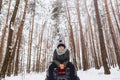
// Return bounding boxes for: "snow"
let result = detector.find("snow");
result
[78,67,120,80]
[3,67,120,80]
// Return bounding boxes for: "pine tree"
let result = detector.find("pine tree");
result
[94,0,110,74]
[0,0,20,78]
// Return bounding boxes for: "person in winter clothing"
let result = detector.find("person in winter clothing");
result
[46,40,78,80]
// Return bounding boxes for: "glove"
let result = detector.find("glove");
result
[59,64,65,69]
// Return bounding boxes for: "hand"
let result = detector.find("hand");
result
[59,64,65,69]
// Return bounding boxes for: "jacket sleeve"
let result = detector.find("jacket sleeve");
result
[63,49,70,67]
[53,50,60,67]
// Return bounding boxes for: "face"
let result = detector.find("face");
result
[58,46,65,51]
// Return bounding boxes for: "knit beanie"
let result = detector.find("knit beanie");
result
[57,40,66,48]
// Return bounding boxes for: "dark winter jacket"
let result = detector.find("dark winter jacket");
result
[53,49,70,67]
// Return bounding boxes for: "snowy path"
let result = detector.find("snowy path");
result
[3,67,120,80]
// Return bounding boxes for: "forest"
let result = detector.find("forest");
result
[0,0,120,79]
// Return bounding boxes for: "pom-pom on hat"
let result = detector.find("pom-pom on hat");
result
[57,40,66,48]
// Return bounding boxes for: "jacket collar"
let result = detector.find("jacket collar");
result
[56,48,67,55]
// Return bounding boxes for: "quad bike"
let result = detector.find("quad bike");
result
[45,67,80,80]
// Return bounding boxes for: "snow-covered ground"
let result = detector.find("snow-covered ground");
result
[3,67,120,80]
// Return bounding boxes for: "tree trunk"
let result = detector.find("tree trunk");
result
[75,0,88,71]
[32,47,36,72]
[36,34,41,72]
[0,0,20,78]
[36,22,45,72]
[94,0,110,74]
[110,0,120,34]
[115,0,120,21]
[0,0,11,69]
[0,0,2,13]
[85,0,99,69]
[75,24,81,70]
[65,0,77,69]
[26,0,35,73]
[104,0,120,69]
[14,0,28,75]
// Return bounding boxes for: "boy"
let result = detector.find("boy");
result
[47,40,78,80]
